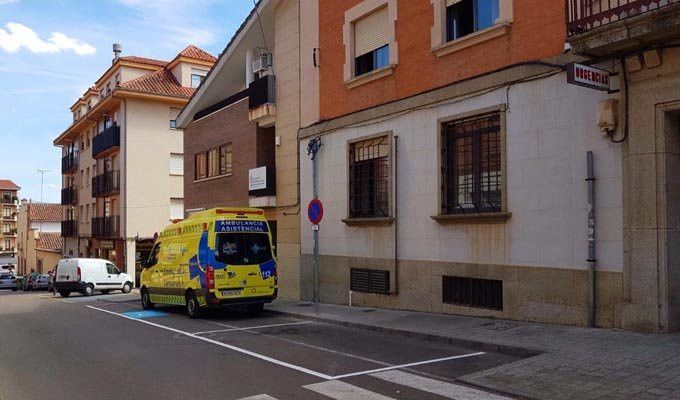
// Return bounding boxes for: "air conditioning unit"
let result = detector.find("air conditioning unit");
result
[252,53,272,74]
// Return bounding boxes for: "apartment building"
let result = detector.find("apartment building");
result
[297,0,637,329]
[53,45,216,284]
[176,0,313,299]
[0,179,20,266]
[16,201,62,275]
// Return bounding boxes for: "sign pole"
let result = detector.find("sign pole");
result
[307,137,323,311]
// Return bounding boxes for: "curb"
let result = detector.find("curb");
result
[268,307,541,359]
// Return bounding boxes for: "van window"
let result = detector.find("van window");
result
[216,233,273,266]
[106,263,120,275]
[147,243,161,267]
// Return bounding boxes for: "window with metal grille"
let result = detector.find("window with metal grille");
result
[350,268,390,294]
[349,136,390,218]
[442,276,503,310]
[442,111,502,214]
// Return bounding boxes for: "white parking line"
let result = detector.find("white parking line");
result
[86,305,485,380]
[193,321,314,335]
[237,395,279,400]
[87,305,333,379]
[371,370,514,399]
[331,352,486,380]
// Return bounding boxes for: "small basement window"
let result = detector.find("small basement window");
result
[442,276,503,310]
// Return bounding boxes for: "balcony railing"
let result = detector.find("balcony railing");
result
[61,187,77,205]
[92,171,120,198]
[92,125,120,158]
[567,0,680,35]
[92,216,119,239]
[61,220,78,237]
[62,153,78,174]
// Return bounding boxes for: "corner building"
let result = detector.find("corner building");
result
[54,45,216,284]
[297,0,640,328]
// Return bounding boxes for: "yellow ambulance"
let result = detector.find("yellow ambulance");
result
[140,207,277,318]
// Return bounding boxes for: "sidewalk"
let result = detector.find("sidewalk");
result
[268,299,680,400]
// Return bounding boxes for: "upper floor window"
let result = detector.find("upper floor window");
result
[441,111,503,215]
[343,0,398,86]
[191,74,205,88]
[354,7,390,77]
[348,135,390,219]
[169,120,177,129]
[446,0,499,41]
[115,73,120,86]
[194,144,232,181]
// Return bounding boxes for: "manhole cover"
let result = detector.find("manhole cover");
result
[478,321,518,331]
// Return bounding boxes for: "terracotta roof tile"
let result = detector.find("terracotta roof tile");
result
[118,68,196,98]
[37,232,62,251]
[0,180,20,190]
[177,45,217,63]
[119,55,168,67]
[28,203,62,222]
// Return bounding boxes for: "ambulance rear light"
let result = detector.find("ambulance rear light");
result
[206,266,215,290]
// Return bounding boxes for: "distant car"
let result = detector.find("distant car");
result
[32,275,50,291]
[23,275,37,291]
[0,274,18,291]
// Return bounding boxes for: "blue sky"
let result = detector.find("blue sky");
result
[0,0,253,203]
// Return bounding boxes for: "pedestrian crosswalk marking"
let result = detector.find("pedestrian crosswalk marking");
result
[371,370,513,400]
[304,380,396,400]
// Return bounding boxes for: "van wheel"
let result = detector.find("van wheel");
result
[185,292,202,319]
[84,284,94,296]
[59,291,71,298]
[247,303,264,315]
[122,282,132,294]
[141,289,154,310]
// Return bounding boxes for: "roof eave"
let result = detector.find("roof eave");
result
[176,0,270,128]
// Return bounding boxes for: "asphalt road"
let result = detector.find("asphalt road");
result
[0,290,526,400]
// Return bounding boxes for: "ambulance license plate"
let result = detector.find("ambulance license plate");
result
[221,289,242,297]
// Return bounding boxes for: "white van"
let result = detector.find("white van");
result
[55,258,133,297]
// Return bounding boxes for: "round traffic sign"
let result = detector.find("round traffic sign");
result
[307,199,324,225]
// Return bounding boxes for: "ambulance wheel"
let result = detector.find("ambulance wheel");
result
[141,289,154,310]
[185,292,202,319]
[84,284,94,297]
[247,303,264,315]
[122,282,132,294]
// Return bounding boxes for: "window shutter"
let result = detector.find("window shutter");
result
[354,6,389,57]
[169,198,184,220]
[170,154,184,175]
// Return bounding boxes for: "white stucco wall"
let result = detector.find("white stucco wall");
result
[300,72,623,272]
[28,221,60,233]
[124,98,184,239]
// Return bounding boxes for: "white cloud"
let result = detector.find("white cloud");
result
[0,0,19,4]
[0,22,96,55]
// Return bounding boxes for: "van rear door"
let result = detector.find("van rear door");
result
[214,232,274,292]
[56,259,78,283]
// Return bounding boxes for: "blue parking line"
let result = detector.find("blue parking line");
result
[121,310,168,319]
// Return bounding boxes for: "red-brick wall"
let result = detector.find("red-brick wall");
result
[183,99,275,211]
[319,0,567,120]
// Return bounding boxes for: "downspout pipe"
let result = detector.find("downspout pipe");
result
[393,135,399,295]
[586,151,596,328]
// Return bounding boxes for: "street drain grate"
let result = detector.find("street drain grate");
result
[478,321,518,331]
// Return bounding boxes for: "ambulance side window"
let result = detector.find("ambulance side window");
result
[147,243,161,268]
